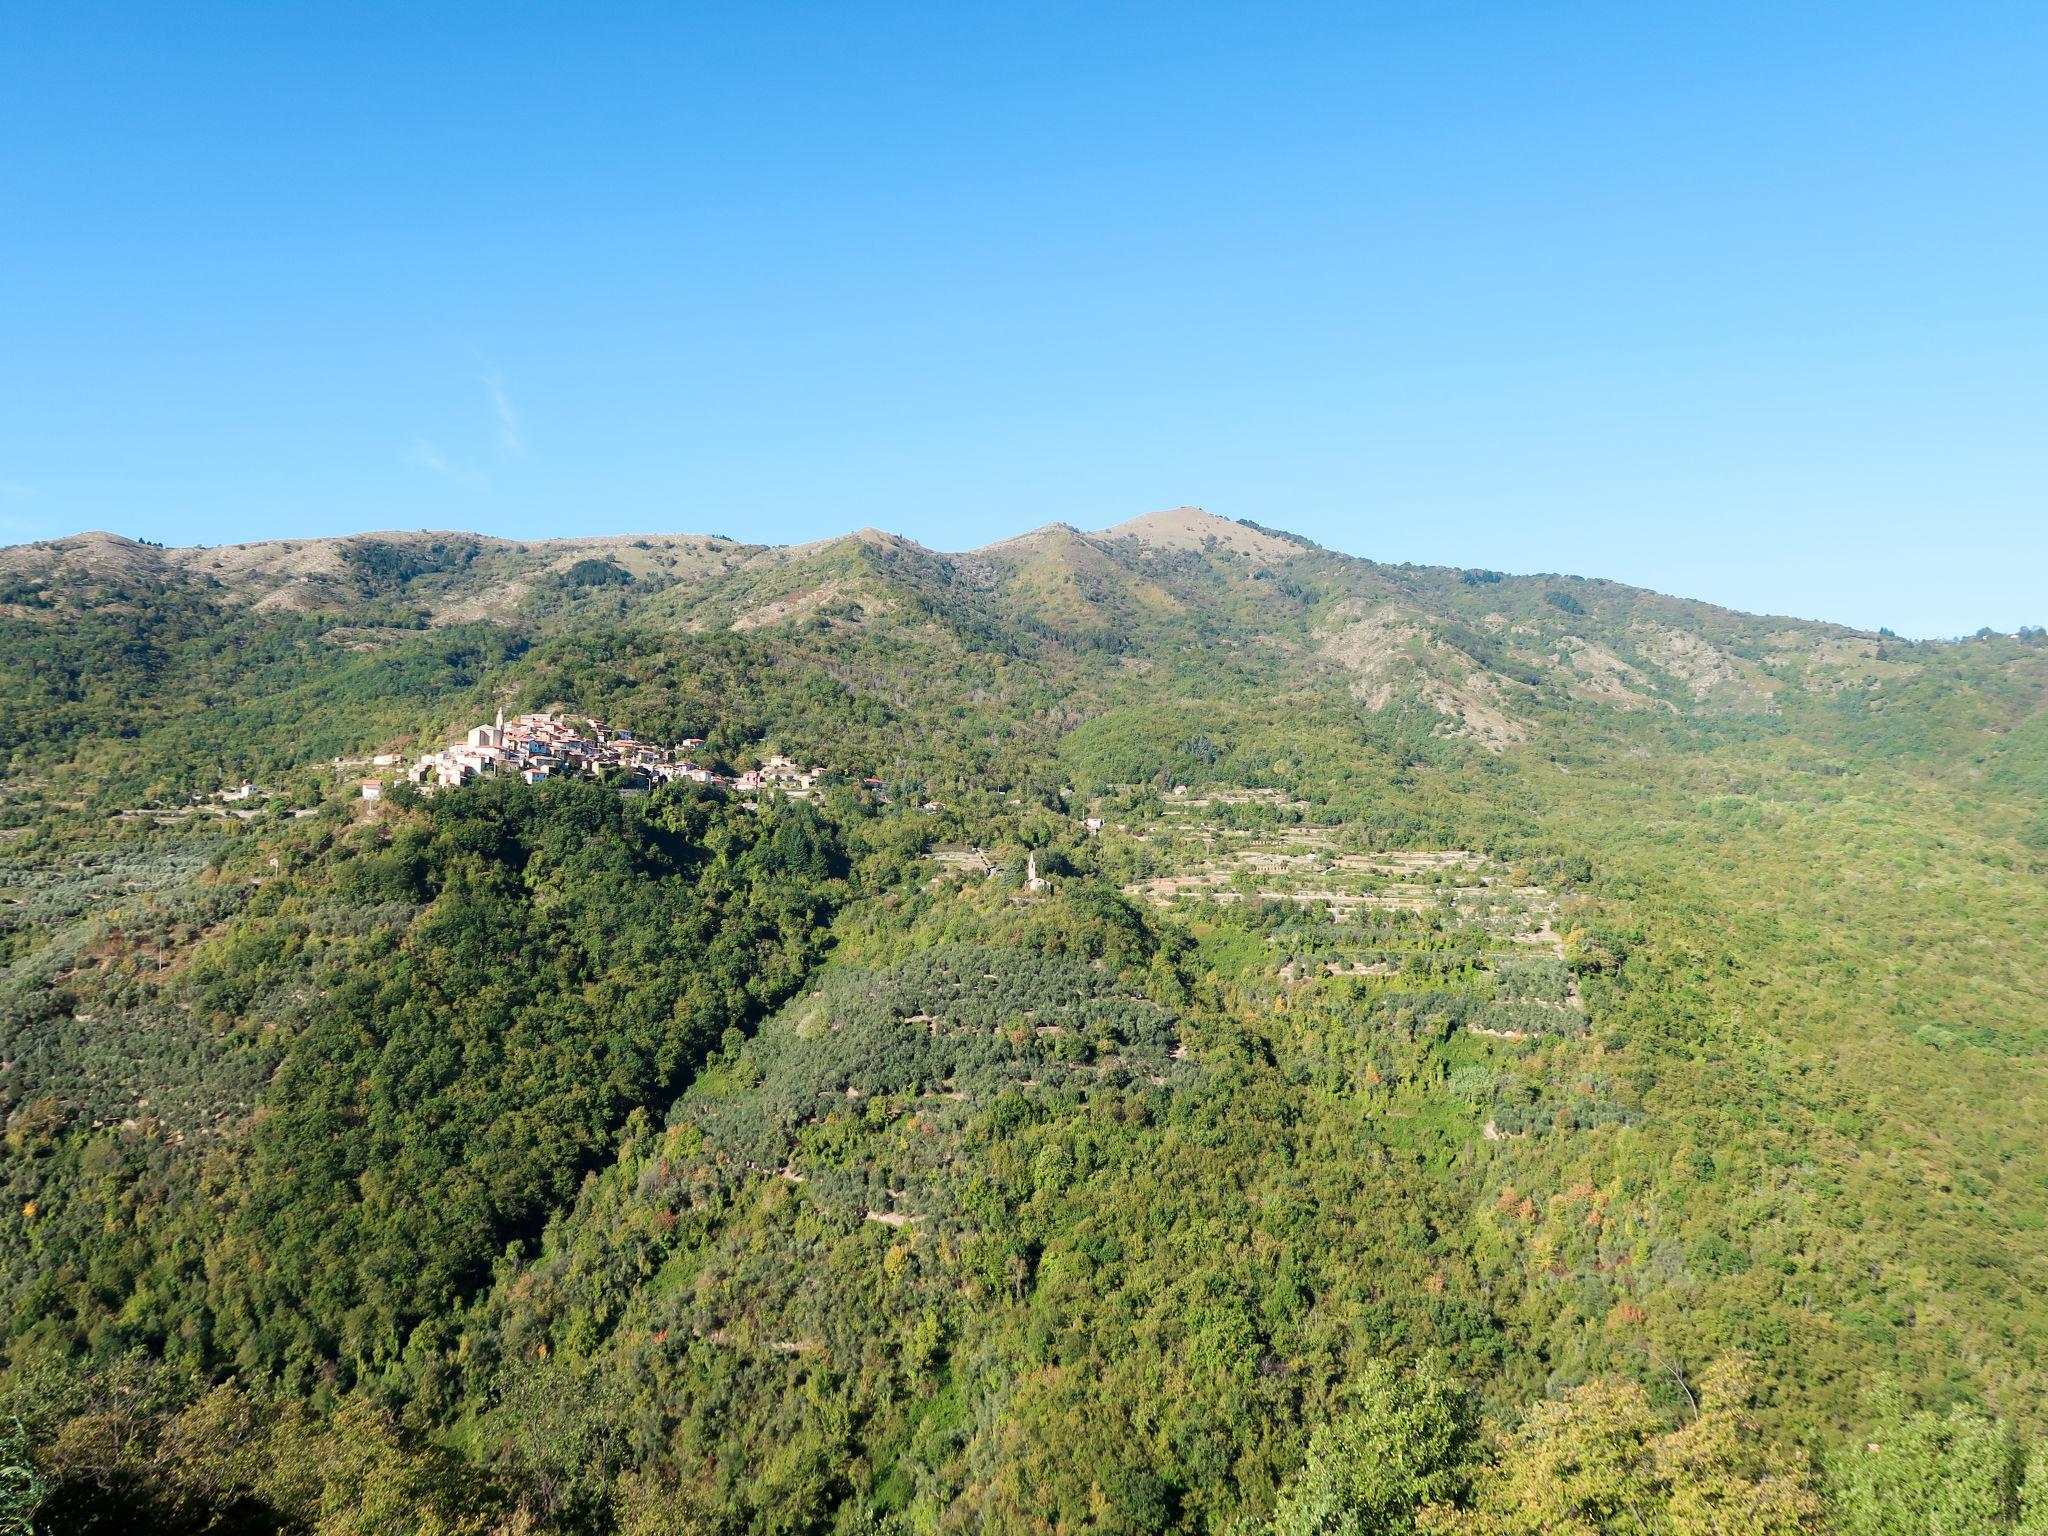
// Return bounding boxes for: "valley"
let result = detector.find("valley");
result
[1,509,2045,1534]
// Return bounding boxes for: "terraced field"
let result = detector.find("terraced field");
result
[1120,807,1586,1042]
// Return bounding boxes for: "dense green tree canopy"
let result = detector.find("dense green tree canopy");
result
[2,517,2043,1532]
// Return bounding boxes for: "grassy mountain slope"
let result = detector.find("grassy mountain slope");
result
[1,510,2044,1534]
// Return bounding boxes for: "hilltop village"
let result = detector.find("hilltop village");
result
[381,711,825,799]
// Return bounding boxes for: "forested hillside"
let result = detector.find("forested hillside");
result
[3,510,2045,1535]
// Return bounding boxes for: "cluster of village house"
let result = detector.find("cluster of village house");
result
[358,711,829,801]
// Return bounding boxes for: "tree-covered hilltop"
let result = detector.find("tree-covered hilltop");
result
[1,513,2044,1533]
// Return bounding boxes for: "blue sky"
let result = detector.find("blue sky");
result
[2,3,2042,637]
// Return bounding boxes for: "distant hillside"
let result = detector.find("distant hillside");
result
[6,507,2001,753]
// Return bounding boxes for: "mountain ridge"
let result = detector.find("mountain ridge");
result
[10,507,2028,754]
[2,505,1880,638]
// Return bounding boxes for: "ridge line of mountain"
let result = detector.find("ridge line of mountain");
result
[1,506,1895,640]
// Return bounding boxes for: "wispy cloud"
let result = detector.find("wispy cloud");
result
[409,439,454,475]
[406,439,488,490]
[405,370,523,488]
[483,373,525,456]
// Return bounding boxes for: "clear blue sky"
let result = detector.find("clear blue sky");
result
[2,3,2042,637]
